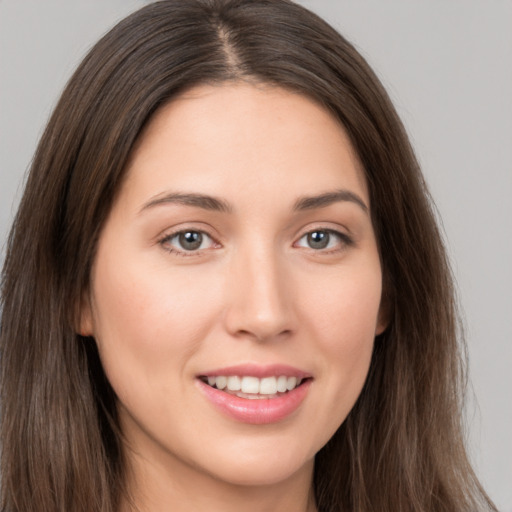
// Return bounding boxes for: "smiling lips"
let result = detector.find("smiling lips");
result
[203,375,303,398]
[197,365,312,424]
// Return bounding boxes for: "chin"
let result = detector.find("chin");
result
[191,435,317,488]
[207,455,314,488]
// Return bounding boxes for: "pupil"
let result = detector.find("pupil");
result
[179,231,202,250]
[308,231,329,249]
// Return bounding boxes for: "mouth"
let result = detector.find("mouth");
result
[196,365,312,424]
[198,374,309,399]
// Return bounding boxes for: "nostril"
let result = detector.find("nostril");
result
[234,328,292,343]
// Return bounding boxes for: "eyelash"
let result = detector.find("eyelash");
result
[158,229,219,257]
[294,229,354,253]
[158,227,353,257]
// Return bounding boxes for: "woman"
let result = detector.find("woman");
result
[0,1,497,511]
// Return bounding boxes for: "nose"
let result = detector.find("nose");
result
[223,245,295,342]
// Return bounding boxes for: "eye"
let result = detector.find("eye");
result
[160,230,217,254]
[295,229,351,251]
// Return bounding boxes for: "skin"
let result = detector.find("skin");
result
[81,83,386,512]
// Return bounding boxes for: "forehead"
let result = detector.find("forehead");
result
[120,82,368,211]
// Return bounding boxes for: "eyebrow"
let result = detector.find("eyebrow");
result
[140,188,368,215]
[293,189,368,213]
[140,192,232,214]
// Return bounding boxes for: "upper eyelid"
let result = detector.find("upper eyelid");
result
[295,228,352,245]
[294,224,352,241]
[160,228,213,240]
[157,224,219,242]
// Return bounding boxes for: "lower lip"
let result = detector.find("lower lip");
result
[197,379,311,424]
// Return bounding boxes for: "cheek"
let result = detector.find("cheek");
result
[299,260,381,428]
[326,278,379,375]
[306,260,382,348]
[89,253,222,391]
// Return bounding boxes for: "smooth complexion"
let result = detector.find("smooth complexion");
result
[81,83,386,512]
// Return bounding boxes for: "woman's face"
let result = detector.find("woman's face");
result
[81,83,386,490]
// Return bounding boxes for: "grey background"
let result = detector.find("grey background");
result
[1,1,511,509]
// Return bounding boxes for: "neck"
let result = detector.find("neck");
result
[120,447,317,512]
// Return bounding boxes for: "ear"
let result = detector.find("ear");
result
[375,308,388,336]
[77,292,94,337]
[375,289,392,336]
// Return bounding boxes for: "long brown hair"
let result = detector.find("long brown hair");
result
[0,1,496,511]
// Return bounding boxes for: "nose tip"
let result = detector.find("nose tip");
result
[223,253,294,342]
[232,307,292,342]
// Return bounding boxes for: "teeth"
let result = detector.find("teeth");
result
[276,375,287,393]
[205,374,304,394]
[215,376,227,390]
[227,375,241,391]
[236,391,278,399]
[241,376,260,394]
[259,377,277,394]
[286,376,297,391]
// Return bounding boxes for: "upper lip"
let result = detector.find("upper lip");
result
[198,363,312,380]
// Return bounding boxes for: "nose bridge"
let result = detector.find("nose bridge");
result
[224,238,292,341]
